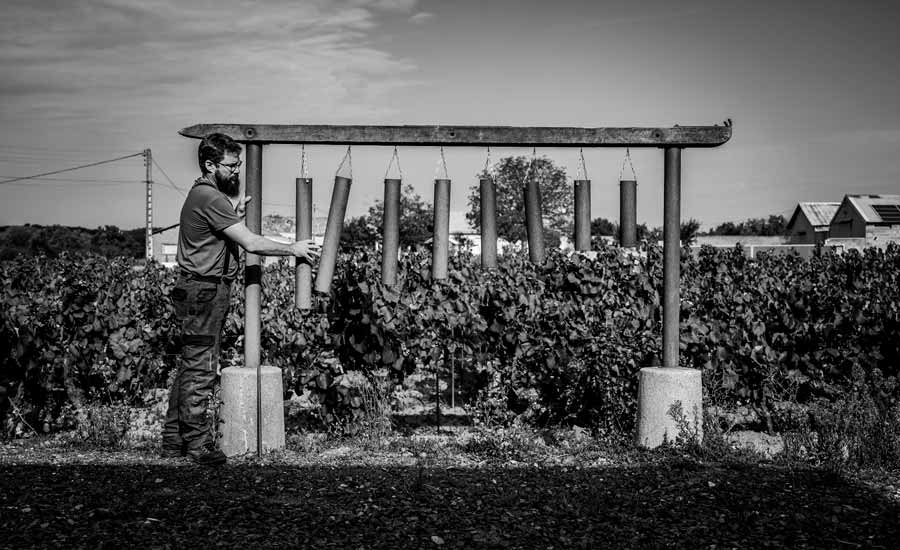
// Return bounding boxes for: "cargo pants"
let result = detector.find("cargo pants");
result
[162,274,231,454]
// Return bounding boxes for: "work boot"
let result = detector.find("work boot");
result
[160,441,187,458]
[189,443,226,466]
[161,442,187,458]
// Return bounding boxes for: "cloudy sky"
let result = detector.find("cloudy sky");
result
[2,0,899,232]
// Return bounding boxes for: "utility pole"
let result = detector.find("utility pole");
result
[144,148,153,261]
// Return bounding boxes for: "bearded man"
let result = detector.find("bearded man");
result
[163,133,320,465]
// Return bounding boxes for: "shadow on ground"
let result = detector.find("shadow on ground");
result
[1,459,897,549]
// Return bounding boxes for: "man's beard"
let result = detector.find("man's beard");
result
[215,171,241,198]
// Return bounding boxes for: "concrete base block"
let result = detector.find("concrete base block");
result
[220,366,285,457]
[635,367,702,448]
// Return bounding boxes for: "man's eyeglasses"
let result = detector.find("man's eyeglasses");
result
[217,161,242,172]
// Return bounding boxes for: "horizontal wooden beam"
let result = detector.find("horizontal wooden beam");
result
[179,123,731,148]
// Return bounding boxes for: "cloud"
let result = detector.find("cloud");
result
[0,0,422,127]
[409,11,434,24]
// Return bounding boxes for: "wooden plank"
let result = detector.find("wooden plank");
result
[179,124,731,147]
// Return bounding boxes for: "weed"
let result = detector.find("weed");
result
[70,403,134,449]
[462,423,546,463]
[779,393,900,473]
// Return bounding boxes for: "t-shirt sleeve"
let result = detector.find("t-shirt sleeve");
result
[203,194,243,232]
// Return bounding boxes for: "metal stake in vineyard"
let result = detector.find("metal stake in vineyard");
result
[179,122,732,452]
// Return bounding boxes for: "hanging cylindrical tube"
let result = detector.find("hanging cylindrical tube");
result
[432,178,451,280]
[295,177,312,309]
[244,144,263,371]
[619,179,637,247]
[524,176,545,263]
[313,175,352,293]
[479,177,498,269]
[574,179,591,251]
[662,147,682,368]
[382,178,401,285]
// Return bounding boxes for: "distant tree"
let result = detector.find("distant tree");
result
[341,216,378,248]
[637,223,662,242]
[680,218,702,246]
[705,214,787,236]
[342,184,433,248]
[591,217,617,237]
[466,156,572,243]
[0,225,143,259]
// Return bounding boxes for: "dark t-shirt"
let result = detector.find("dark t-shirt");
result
[176,178,241,280]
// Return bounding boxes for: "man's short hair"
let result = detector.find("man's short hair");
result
[198,133,242,173]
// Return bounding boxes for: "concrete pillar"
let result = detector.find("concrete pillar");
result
[634,367,702,448]
[219,366,285,456]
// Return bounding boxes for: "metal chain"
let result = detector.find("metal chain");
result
[299,144,310,179]
[435,146,449,179]
[483,146,491,176]
[576,148,587,180]
[522,147,536,188]
[336,145,352,179]
[619,147,637,181]
[385,146,403,180]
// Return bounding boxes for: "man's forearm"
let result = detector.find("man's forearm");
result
[244,235,294,256]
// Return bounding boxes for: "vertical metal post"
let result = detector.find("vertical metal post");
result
[574,179,591,251]
[524,177,545,263]
[662,148,681,368]
[314,176,352,293]
[144,149,153,261]
[432,178,451,280]
[244,144,263,456]
[382,178,401,286]
[245,144,263,370]
[479,177,498,269]
[620,179,637,247]
[450,354,455,409]
[295,177,312,309]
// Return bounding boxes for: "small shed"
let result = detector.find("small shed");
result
[152,224,180,267]
[785,202,840,244]
[828,194,900,247]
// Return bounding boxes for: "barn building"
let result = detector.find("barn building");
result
[785,202,840,245]
[827,194,900,249]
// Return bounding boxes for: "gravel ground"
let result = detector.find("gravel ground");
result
[1,438,898,550]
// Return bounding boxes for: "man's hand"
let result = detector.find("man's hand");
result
[236,195,252,219]
[290,239,322,263]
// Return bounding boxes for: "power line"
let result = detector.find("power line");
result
[152,222,180,235]
[0,145,138,155]
[150,157,187,197]
[2,181,138,187]
[0,176,141,183]
[0,152,144,185]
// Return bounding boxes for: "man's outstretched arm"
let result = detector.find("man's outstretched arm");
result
[222,222,321,262]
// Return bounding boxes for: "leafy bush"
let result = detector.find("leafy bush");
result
[2,242,900,439]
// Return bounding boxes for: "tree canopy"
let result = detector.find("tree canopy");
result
[704,215,787,236]
[465,156,572,243]
[0,225,145,261]
[342,184,433,248]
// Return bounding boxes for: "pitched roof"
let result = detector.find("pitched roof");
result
[798,202,840,228]
[844,194,900,224]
